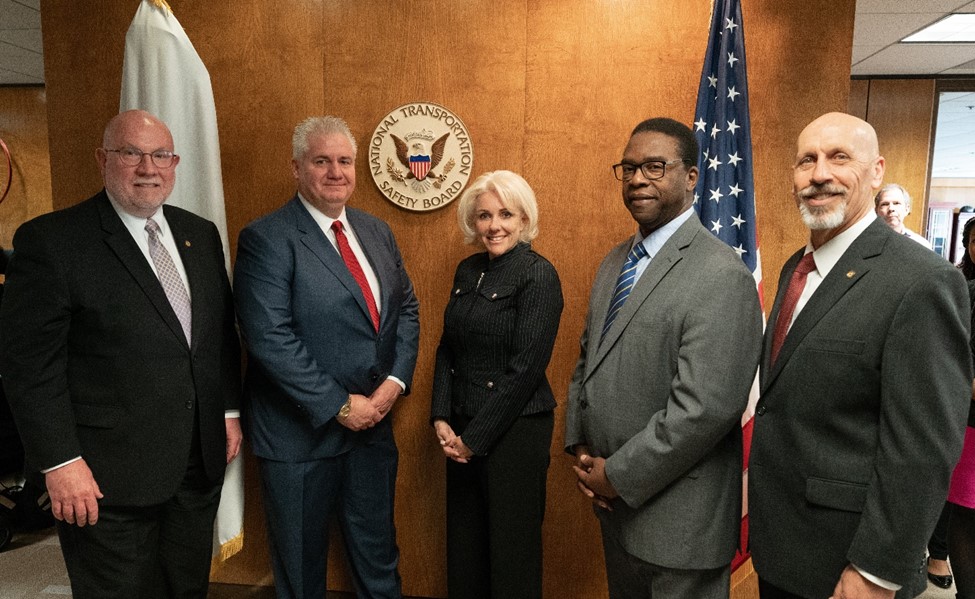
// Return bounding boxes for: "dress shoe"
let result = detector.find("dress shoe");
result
[927,559,953,589]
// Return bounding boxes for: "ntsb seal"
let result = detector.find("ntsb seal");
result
[368,102,474,212]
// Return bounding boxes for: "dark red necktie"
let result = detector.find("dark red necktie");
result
[769,252,816,365]
[331,221,380,332]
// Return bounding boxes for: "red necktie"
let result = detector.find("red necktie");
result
[769,252,816,365]
[331,221,380,332]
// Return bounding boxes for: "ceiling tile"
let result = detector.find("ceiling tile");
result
[856,0,972,13]
[852,43,975,75]
[0,0,40,29]
[0,29,42,53]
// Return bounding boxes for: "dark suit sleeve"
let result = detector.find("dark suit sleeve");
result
[234,223,347,426]
[381,224,420,392]
[430,267,462,424]
[605,259,763,508]
[0,220,82,470]
[208,222,242,412]
[846,265,971,583]
[456,259,562,455]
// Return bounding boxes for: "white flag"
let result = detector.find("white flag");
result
[121,0,243,562]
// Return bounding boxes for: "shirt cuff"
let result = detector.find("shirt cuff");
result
[852,564,901,591]
[225,410,240,418]
[41,456,83,473]
[387,376,406,393]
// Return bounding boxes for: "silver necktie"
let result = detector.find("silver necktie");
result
[145,217,192,344]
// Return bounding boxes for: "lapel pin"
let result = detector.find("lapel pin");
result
[846,270,855,278]
[184,240,191,247]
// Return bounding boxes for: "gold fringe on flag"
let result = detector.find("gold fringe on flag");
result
[211,531,244,566]
[148,0,173,14]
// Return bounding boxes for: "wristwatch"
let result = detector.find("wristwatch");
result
[337,396,352,419]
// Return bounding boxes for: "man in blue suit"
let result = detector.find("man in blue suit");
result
[234,116,420,599]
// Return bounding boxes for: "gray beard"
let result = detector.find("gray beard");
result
[799,202,845,230]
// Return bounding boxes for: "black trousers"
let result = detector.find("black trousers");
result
[927,501,952,561]
[445,411,553,599]
[57,458,221,599]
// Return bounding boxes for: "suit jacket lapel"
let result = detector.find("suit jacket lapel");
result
[762,221,885,391]
[96,194,189,349]
[587,218,694,377]
[291,198,375,328]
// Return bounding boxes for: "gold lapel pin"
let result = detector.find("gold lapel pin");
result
[846,270,855,278]
[184,240,191,247]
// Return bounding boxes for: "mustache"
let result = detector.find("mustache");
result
[796,183,847,200]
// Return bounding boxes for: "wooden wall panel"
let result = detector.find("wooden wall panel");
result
[743,0,857,310]
[38,0,859,597]
[862,79,937,237]
[849,79,869,119]
[0,87,52,250]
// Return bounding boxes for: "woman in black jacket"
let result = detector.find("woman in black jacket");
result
[431,170,563,599]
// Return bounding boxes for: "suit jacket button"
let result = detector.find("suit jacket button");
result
[580,400,589,409]
[486,381,494,389]
[756,405,766,416]
[185,400,193,410]
[491,293,497,299]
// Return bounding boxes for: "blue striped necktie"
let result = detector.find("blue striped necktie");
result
[601,242,648,343]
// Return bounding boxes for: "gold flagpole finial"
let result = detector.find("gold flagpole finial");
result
[148,0,173,14]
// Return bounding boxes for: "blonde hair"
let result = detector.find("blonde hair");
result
[456,170,540,246]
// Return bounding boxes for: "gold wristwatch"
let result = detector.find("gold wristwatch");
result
[337,395,352,419]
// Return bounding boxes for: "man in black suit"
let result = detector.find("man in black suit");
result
[0,110,241,599]
[749,112,972,599]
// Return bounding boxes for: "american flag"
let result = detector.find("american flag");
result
[691,0,764,572]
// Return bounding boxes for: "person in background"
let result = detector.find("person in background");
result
[958,217,975,281]
[431,170,562,599]
[565,117,763,599]
[0,110,241,599]
[947,277,975,599]
[234,115,419,599]
[749,112,971,599]
[874,183,932,248]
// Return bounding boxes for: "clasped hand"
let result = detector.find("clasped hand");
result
[433,420,473,463]
[337,380,401,431]
[572,447,618,511]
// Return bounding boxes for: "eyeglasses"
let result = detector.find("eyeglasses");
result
[104,147,178,169]
[612,159,686,182]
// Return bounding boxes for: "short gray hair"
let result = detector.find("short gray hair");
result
[874,183,912,212]
[292,116,357,160]
[456,170,540,246]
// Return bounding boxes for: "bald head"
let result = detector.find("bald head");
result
[102,110,173,149]
[793,112,885,247]
[96,110,179,218]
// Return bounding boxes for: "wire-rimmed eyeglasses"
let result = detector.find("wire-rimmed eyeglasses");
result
[104,147,178,169]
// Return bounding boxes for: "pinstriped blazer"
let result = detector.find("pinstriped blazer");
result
[431,242,562,455]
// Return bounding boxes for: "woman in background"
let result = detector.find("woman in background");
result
[947,271,975,599]
[431,170,563,599]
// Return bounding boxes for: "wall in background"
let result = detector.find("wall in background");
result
[0,86,52,252]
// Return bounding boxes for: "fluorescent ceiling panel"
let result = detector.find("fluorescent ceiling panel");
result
[903,14,975,42]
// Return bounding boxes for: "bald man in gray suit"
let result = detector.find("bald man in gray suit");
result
[565,117,763,599]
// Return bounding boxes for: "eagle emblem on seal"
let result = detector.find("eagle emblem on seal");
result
[387,130,455,192]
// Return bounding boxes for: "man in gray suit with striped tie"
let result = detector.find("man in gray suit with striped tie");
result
[565,117,763,599]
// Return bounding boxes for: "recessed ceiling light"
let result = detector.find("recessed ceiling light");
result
[902,14,975,43]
